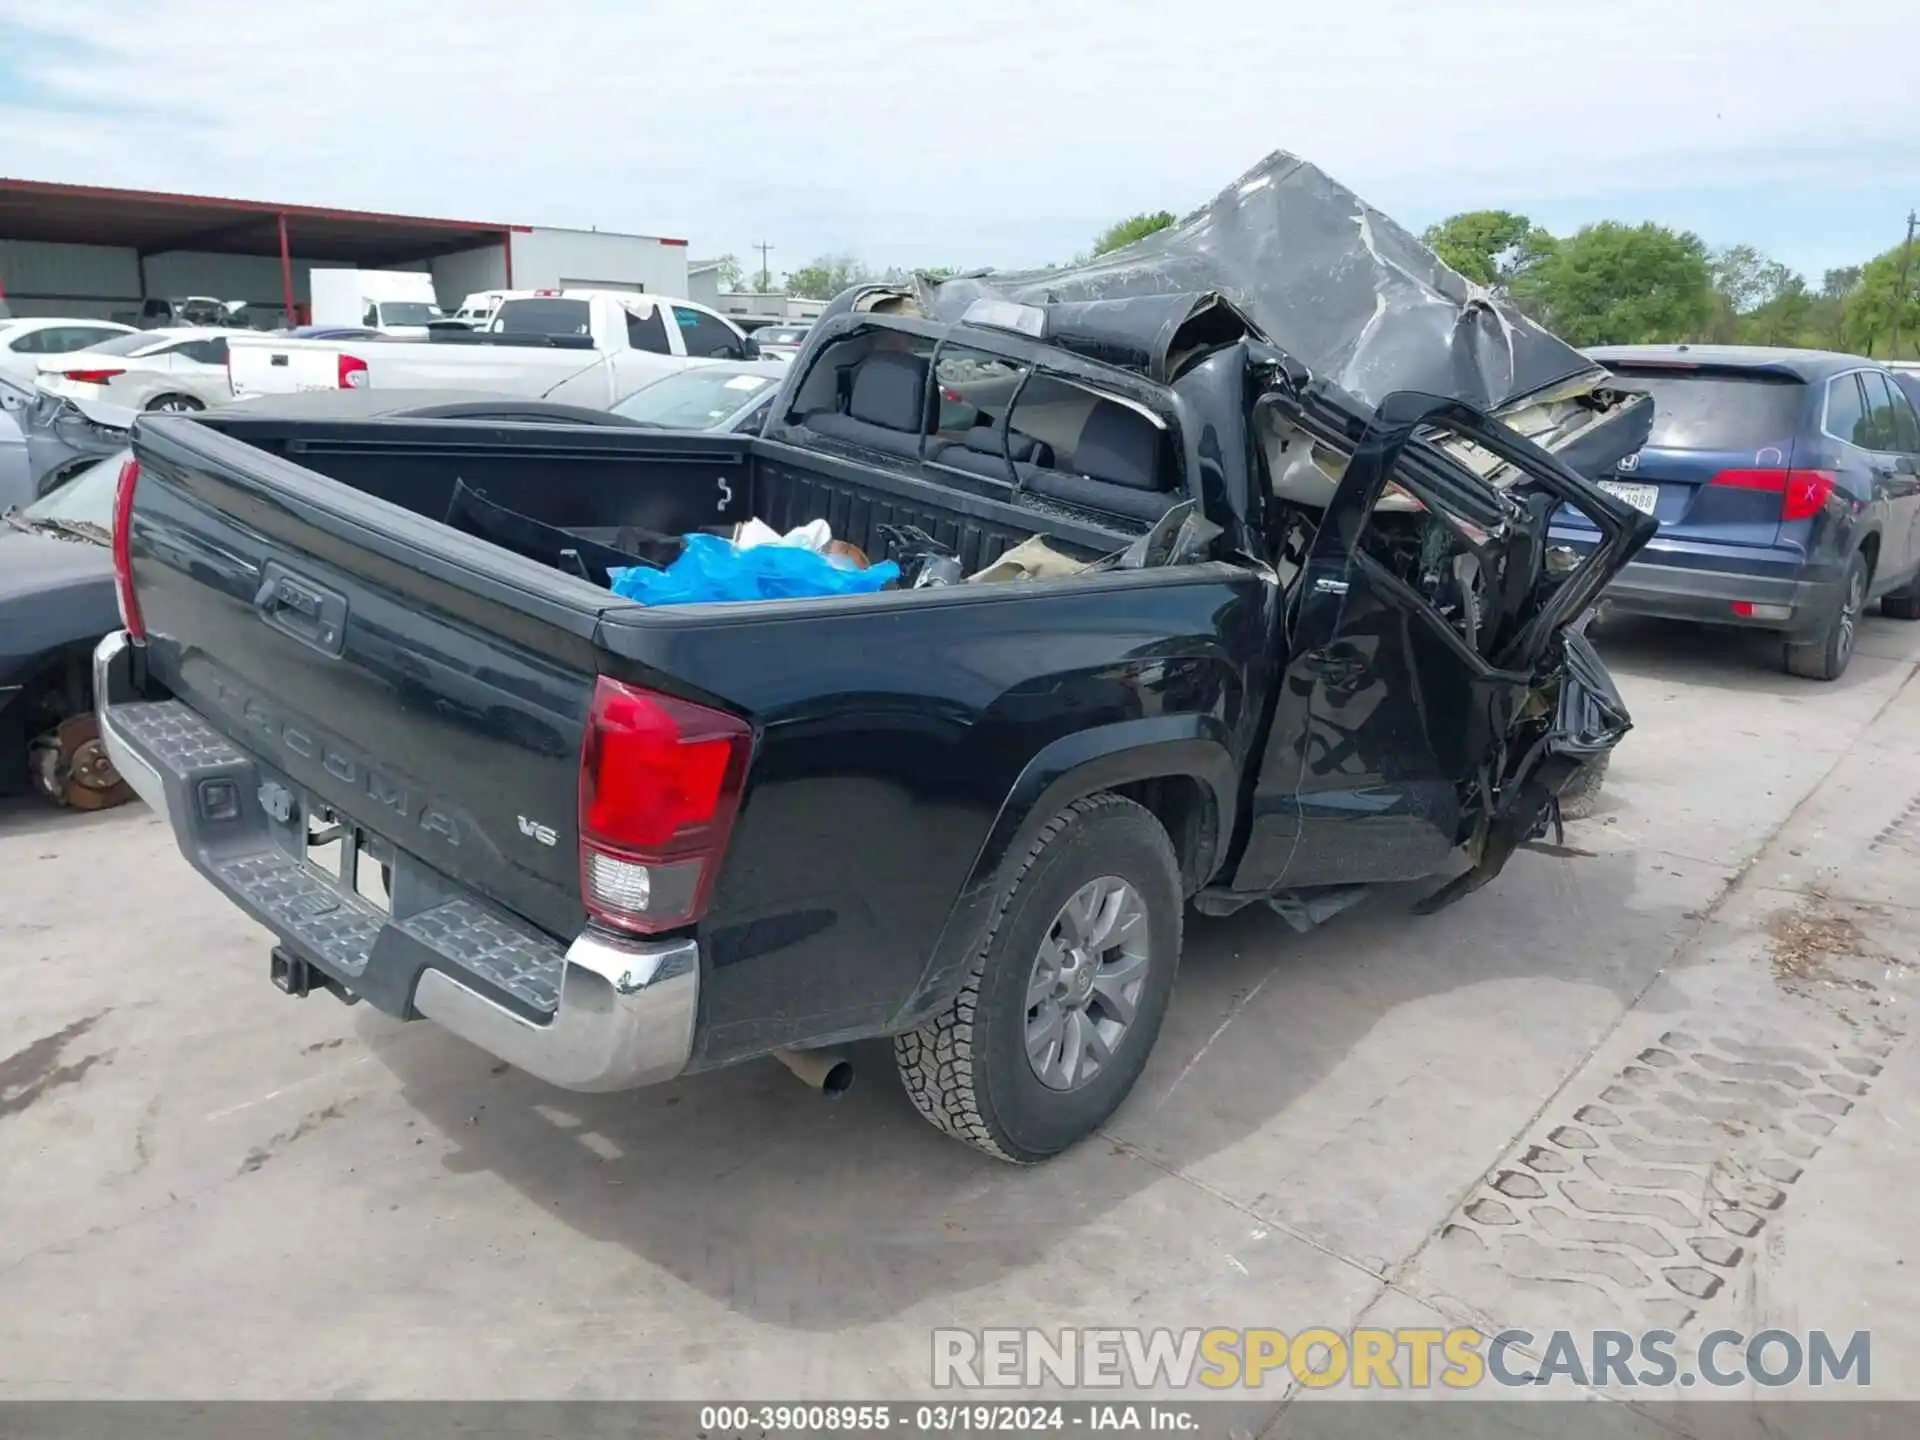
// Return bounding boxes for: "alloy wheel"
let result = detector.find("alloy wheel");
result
[1024,876,1152,1092]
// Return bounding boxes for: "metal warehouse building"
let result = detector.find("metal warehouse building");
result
[0,178,691,324]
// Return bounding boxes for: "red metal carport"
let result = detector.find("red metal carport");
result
[0,178,525,320]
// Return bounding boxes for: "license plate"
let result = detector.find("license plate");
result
[1601,480,1659,515]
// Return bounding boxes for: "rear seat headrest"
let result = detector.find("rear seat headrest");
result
[1075,400,1167,491]
[848,351,930,433]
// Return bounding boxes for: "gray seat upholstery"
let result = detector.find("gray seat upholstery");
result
[931,424,1054,481]
[1022,469,1178,523]
[1074,401,1164,490]
[803,351,932,460]
[805,357,1181,526]
[1023,399,1179,522]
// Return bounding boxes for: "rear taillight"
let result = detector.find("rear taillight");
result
[112,457,145,641]
[61,368,125,385]
[1711,467,1837,522]
[337,353,369,389]
[578,677,751,934]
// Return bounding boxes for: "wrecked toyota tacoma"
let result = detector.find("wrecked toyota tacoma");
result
[94,153,1657,1161]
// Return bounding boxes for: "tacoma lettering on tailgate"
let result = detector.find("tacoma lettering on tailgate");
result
[204,673,463,849]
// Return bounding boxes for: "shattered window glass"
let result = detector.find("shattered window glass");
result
[1007,373,1167,481]
[932,345,1025,438]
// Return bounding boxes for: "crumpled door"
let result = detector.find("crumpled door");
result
[1233,388,1656,898]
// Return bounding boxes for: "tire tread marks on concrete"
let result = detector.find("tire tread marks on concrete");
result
[1868,789,1920,857]
[1434,987,1901,1332]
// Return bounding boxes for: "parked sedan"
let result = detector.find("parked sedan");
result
[609,359,787,431]
[1554,344,1920,680]
[0,317,137,385]
[749,323,812,362]
[33,327,239,414]
[0,449,126,808]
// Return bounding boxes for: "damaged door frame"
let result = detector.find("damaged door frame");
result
[1214,384,1657,912]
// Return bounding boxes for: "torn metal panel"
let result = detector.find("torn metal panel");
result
[919,150,1602,416]
[1036,293,1258,384]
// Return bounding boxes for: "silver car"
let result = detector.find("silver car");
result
[0,374,34,510]
[747,324,812,363]
[17,387,135,507]
[609,360,788,432]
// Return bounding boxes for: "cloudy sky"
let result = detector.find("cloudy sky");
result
[2,0,1915,283]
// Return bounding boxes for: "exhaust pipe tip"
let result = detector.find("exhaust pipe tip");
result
[772,1047,855,1100]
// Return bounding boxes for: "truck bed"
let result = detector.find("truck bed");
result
[116,412,1268,1070]
[202,410,1138,575]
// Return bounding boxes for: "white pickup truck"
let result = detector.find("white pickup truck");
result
[226,290,758,405]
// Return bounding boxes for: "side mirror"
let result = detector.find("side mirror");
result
[739,335,762,360]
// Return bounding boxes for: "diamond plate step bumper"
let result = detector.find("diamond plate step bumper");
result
[93,630,698,1092]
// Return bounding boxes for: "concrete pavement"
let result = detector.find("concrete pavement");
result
[1,612,1916,1431]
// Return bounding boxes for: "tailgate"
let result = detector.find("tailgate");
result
[367,343,605,397]
[227,336,346,399]
[1555,364,1809,547]
[124,414,616,940]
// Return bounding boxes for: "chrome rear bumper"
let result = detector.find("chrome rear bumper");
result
[93,630,697,1092]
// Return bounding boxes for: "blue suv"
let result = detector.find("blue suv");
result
[1552,345,1920,679]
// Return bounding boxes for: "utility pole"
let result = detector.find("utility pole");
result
[1893,210,1917,357]
[753,241,775,293]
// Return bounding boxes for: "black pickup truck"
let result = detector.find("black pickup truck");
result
[94,168,1657,1162]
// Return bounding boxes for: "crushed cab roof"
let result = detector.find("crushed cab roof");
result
[921,151,1605,413]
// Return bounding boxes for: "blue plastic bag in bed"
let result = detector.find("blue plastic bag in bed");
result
[607,532,900,606]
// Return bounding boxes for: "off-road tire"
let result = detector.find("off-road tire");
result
[1784,551,1868,682]
[893,792,1182,1163]
[1555,751,1609,821]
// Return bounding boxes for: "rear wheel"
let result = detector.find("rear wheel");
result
[1784,551,1868,681]
[893,793,1182,1163]
[146,394,204,413]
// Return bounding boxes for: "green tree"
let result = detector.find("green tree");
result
[784,253,875,300]
[1710,244,1771,315]
[1422,210,1553,290]
[1705,245,1811,343]
[1806,266,1862,348]
[1742,271,1814,346]
[1091,210,1177,257]
[709,254,746,290]
[1842,242,1920,358]
[1513,221,1716,346]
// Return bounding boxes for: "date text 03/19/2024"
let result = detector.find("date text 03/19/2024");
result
[697,1403,1197,1434]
